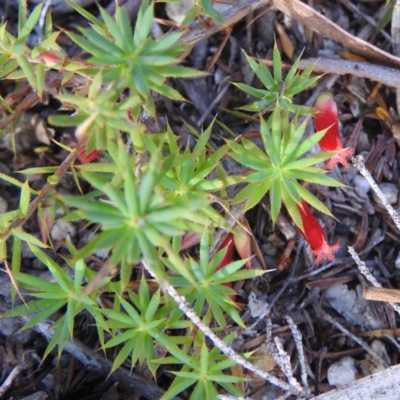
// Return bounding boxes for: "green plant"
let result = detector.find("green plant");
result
[4,241,112,358]
[0,0,352,397]
[227,108,343,229]
[143,122,242,229]
[164,233,264,328]
[63,0,201,119]
[234,45,319,116]
[158,327,246,399]
[64,140,211,284]
[102,275,191,375]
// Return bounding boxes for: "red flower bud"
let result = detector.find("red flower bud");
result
[40,50,66,68]
[78,149,101,164]
[314,92,354,168]
[297,201,340,264]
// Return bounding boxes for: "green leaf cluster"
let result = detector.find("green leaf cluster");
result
[48,71,145,153]
[0,0,71,98]
[227,106,344,229]
[158,321,246,399]
[64,141,211,284]
[66,0,203,117]
[0,2,350,398]
[165,233,264,328]
[4,242,111,358]
[234,44,319,116]
[102,275,190,375]
[145,122,242,229]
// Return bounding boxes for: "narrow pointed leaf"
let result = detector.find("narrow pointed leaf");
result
[292,182,334,217]
[273,43,282,82]
[285,151,338,170]
[270,179,282,223]
[281,184,302,230]
[232,82,266,98]
[17,3,42,43]
[19,180,30,217]
[245,53,274,89]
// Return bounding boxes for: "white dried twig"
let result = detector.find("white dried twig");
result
[0,363,28,397]
[286,316,312,396]
[274,337,303,392]
[264,319,305,396]
[141,260,305,397]
[348,246,400,317]
[38,0,52,42]
[352,155,400,231]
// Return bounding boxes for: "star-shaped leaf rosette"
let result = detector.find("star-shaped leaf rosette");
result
[227,105,343,264]
[233,44,319,117]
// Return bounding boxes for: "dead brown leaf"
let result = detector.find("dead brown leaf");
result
[275,22,294,59]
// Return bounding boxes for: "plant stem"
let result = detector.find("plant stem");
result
[0,135,88,241]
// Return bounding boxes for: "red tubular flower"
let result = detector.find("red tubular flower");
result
[78,148,101,164]
[314,92,354,168]
[296,201,340,264]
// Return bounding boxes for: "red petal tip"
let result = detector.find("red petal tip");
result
[311,239,340,264]
[325,147,354,169]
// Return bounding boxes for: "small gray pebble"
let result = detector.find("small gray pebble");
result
[166,0,193,24]
[351,175,370,194]
[51,221,76,241]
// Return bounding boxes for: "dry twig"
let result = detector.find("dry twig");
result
[264,319,306,397]
[0,362,28,397]
[348,246,400,317]
[286,315,312,397]
[352,155,400,231]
